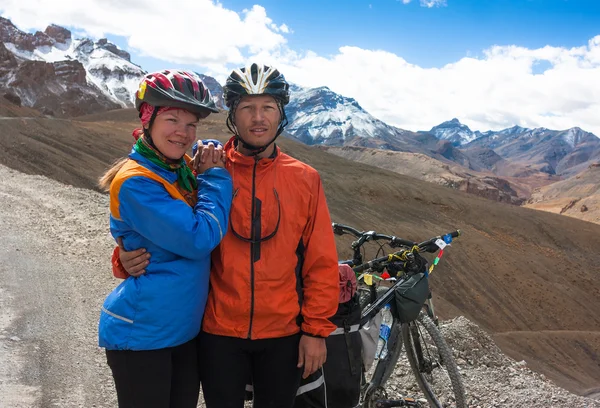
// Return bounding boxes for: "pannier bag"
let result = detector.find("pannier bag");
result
[293,265,362,408]
[393,271,429,323]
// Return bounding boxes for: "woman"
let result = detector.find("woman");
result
[97,70,232,408]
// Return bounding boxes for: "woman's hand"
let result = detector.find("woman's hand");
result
[192,142,226,174]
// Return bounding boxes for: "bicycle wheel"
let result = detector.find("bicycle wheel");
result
[401,313,466,408]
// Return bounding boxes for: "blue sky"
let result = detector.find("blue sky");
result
[233,0,599,64]
[125,0,600,73]
[2,0,600,134]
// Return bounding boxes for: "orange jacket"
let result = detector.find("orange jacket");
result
[201,137,339,339]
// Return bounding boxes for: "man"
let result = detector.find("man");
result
[114,63,340,408]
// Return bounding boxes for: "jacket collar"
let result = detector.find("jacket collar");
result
[224,136,280,167]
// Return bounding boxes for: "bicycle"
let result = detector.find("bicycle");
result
[332,223,467,408]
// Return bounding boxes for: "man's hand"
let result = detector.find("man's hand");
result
[117,237,150,277]
[297,335,327,379]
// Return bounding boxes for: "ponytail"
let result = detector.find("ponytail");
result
[98,157,129,192]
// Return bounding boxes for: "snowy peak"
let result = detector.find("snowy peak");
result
[0,18,144,109]
[1,18,70,53]
[498,125,530,136]
[559,127,594,148]
[429,118,480,145]
[198,74,225,109]
[286,84,403,145]
[96,38,131,61]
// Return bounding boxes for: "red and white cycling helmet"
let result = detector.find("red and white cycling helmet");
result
[135,70,219,119]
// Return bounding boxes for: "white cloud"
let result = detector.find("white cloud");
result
[398,0,447,7]
[420,0,447,7]
[0,0,287,67]
[272,37,600,136]
[1,1,599,136]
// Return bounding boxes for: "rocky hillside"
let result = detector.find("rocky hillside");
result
[319,145,561,205]
[387,316,600,407]
[319,146,526,204]
[524,163,600,224]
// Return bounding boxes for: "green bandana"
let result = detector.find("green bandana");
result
[134,136,197,193]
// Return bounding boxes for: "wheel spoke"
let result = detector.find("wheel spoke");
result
[399,313,467,408]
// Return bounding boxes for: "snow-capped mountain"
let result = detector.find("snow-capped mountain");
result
[285,84,408,149]
[497,125,530,136]
[462,125,600,176]
[427,118,484,146]
[0,18,144,115]
[198,74,225,109]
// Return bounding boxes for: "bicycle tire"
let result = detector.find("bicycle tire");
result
[358,286,373,311]
[401,313,467,408]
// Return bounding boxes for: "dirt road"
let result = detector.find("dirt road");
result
[0,165,117,407]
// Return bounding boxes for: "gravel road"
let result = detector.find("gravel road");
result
[0,164,116,407]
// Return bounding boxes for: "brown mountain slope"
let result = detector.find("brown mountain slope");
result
[320,145,559,204]
[0,108,230,191]
[525,164,600,225]
[0,95,45,117]
[1,106,600,396]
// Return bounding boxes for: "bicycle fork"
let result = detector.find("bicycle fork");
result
[423,298,438,325]
[411,318,445,372]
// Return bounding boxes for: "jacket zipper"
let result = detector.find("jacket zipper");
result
[248,158,259,339]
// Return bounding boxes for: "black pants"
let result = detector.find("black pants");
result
[198,331,303,408]
[106,336,200,408]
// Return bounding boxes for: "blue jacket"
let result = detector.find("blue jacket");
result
[98,150,232,350]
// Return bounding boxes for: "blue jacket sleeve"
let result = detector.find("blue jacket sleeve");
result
[117,167,232,260]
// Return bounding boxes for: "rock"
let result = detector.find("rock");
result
[3,92,21,106]
[96,38,131,61]
[0,41,18,69]
[44,24,71,44]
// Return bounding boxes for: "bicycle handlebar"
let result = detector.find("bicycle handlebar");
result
[352,230,460,274]
[332,222,417,248]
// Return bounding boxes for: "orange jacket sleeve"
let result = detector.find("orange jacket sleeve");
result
[111,246,130,279]
[300,173,339,337]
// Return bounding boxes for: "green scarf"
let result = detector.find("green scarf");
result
[134,136,197,193]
